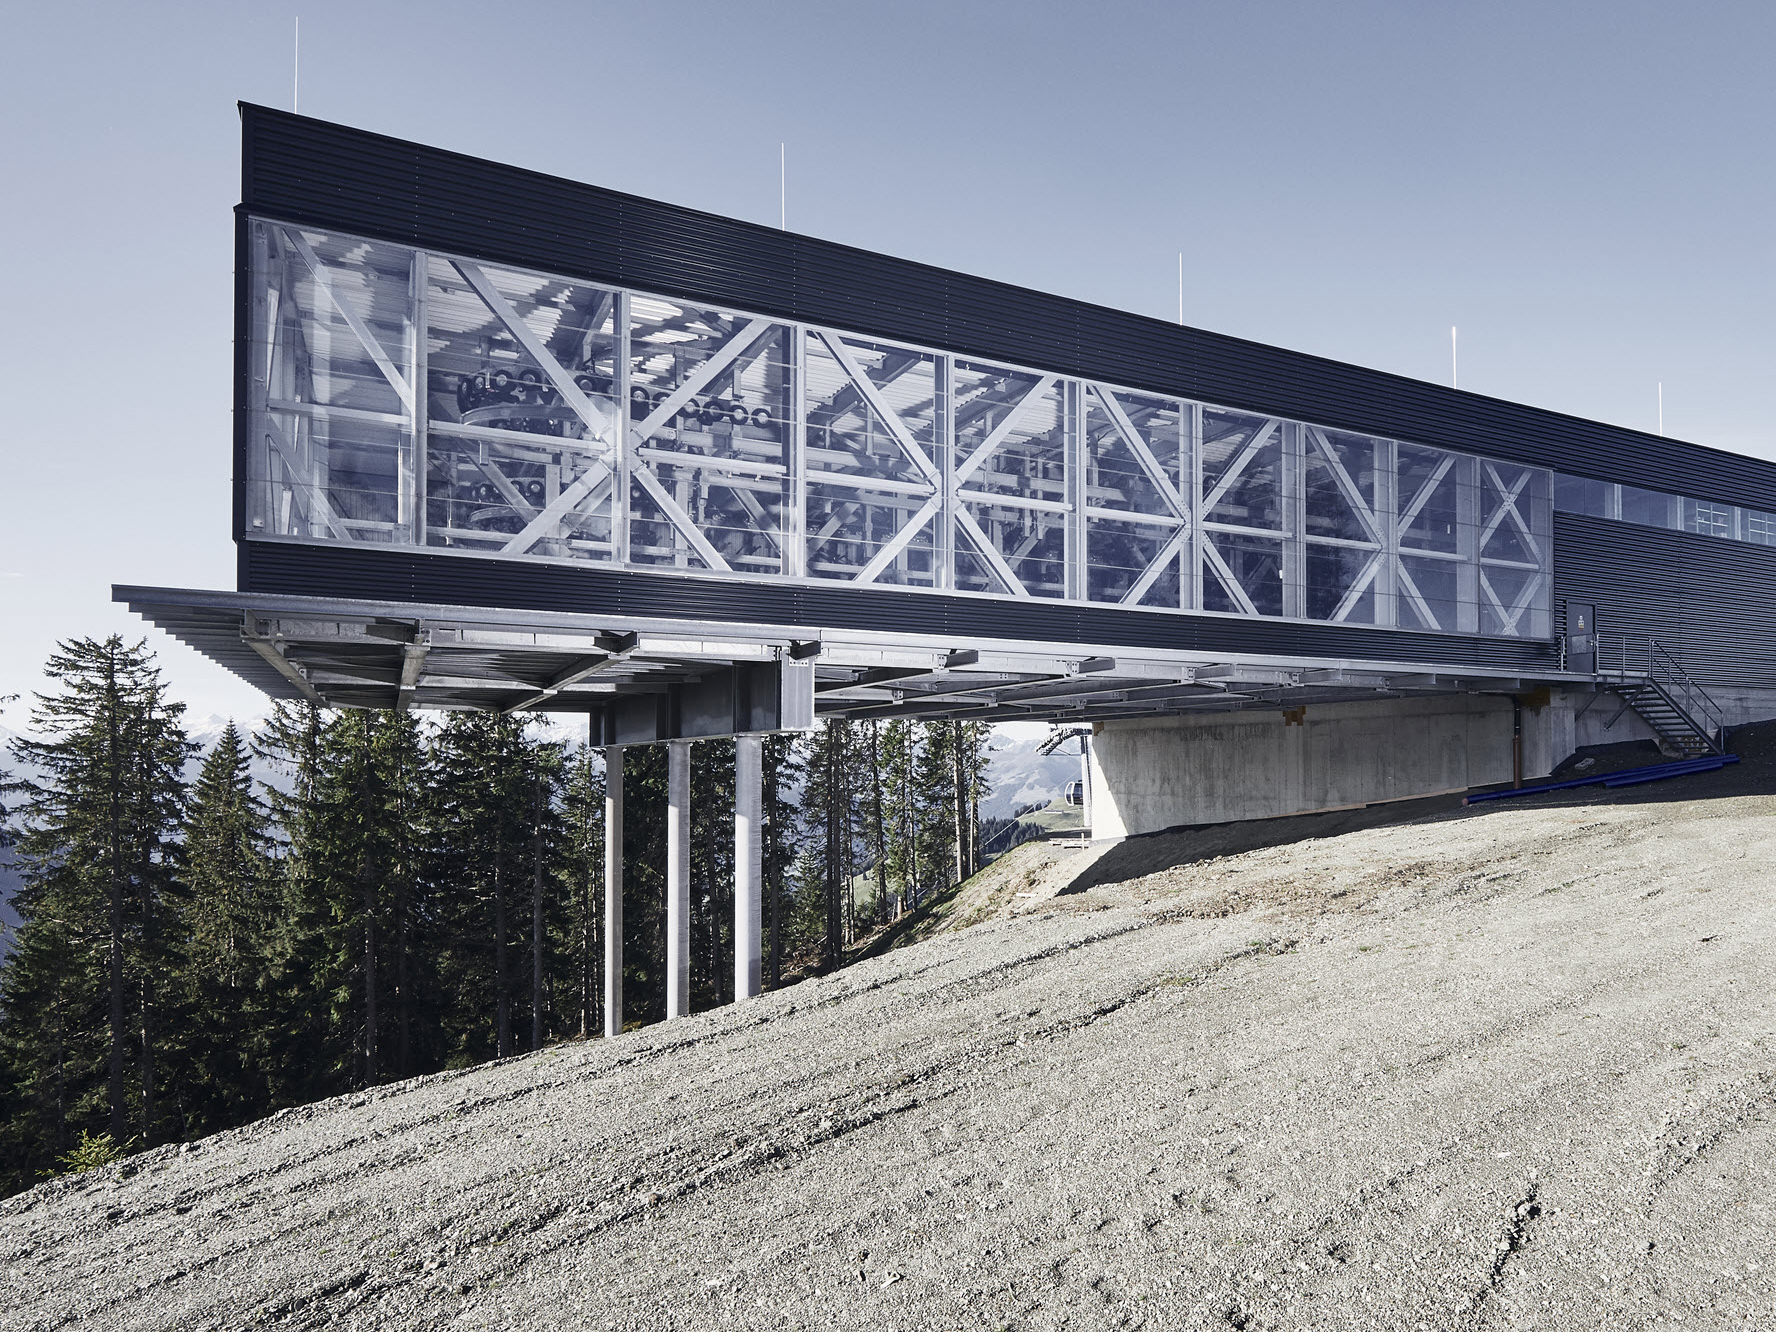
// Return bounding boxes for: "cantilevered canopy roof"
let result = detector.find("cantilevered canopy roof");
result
[117,585,1581,736]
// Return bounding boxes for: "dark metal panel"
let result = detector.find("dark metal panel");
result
[238,539,1557,674]
[237,104,1776,513]
[232,210,250,544]
[1552,514,1776,690]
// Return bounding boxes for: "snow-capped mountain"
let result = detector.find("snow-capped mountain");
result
[980,726,1086,819]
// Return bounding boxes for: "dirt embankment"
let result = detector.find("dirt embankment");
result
[3,730,1773,1331]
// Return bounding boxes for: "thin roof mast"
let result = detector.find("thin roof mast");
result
[293,17,300,114]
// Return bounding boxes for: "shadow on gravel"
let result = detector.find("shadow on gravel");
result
[1059,717,1776,898]
[1059,792,1472,896]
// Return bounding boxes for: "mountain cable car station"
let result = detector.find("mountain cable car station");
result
[121,107,1776,1023]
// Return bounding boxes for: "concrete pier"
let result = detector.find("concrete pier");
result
[603,745,625,1038]
[666,740,691,1019]
[734,735,763,1000]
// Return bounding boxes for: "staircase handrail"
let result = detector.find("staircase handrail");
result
[1646,638,1727,745]
[1591,631,1726,751]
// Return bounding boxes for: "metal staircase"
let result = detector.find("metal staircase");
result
[1586,635,1727,756]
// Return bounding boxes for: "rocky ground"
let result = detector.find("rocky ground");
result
[3,741,1773,1331]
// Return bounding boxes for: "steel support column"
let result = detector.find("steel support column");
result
[734,734,764,1000]
[603,744,625,1038]
[666,738,691,1018]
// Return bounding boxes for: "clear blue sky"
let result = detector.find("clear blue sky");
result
[2,0,1772,726]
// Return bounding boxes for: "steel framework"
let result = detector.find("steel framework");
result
[246,219,1554,642]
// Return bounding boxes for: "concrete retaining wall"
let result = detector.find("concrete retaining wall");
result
[1090,694,1517,839]
[1523,684,1776,771]
[1091,683,1776,841]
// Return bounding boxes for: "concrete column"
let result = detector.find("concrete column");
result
[734,735,764,1000]
[1080,735,1094,839]
[602,745,624,1038]
[666,739,691,1019]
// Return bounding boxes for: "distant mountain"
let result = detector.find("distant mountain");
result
[980,727,1084,819]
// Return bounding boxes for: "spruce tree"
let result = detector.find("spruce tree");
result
[556,745,606,1037]
[760,732,800,989]
[174,722,273,1132]
[0,637,191,1180]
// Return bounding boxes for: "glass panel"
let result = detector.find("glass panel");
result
[1084,387,1183,517]
[1204,532,1284,617]
[1304,546,1380,623]
[1202,408,1284,530]
[805,485,936,587]
[1303,427,1380,542]
[1745,509,1776,546]
[1480,462,1546,564]
[1553,473,1612,517]
[804,332,940,583]
[1398,554,1461,632]
[960,499,1067,597]
[1620,485,1679,529]
[423,256,619,559]
[1397,443,1466,553]
[627,297,791,571]
[1683,498,1735,539]
[958,371,1066,508]
[1086,519,1181,606]
[1479,565,1545,638]
[250,224,418,545]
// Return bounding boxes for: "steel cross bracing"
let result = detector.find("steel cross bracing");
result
[120,587,1578,734]
[244,219,1556,646]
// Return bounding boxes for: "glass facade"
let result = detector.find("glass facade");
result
[246,218,1554,639]
[1553,472,1776,548]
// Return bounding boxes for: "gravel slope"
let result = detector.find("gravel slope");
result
[3,782,1773,1331]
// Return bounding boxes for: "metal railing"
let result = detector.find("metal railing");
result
[1592,632,1727,747]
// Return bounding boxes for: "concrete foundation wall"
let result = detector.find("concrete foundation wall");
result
[1523,684,1776,772]
[1090,694,1516,839]
[1089,682,1776,842]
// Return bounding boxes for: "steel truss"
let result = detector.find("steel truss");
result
[121,586,1562,730]
[246,219,1553,642]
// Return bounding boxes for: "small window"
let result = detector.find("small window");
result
[1683,499,1734,539]
[1620,485,1679,529]
[1553,473,1611,517]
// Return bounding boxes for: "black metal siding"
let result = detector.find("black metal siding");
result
[1552,514,1776,691]
[238,539,1558,675]
[237,103,1776,515]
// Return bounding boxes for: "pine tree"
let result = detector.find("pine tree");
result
[912,721,957,905]
[880,720,920,916]
[761,732,800,989]
[173,722,274,1132]
[557,745,606,1036]
[0,637,191,1184]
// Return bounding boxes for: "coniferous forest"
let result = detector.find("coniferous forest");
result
[0,637,993,1197]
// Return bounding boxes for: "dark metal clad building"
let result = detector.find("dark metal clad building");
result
[122,104,1776,734]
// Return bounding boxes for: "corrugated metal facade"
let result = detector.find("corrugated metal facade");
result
[232,106,1776,693]
[237,103,1776,514]
[1552,514,1776,689]
[238,540,1558,674]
